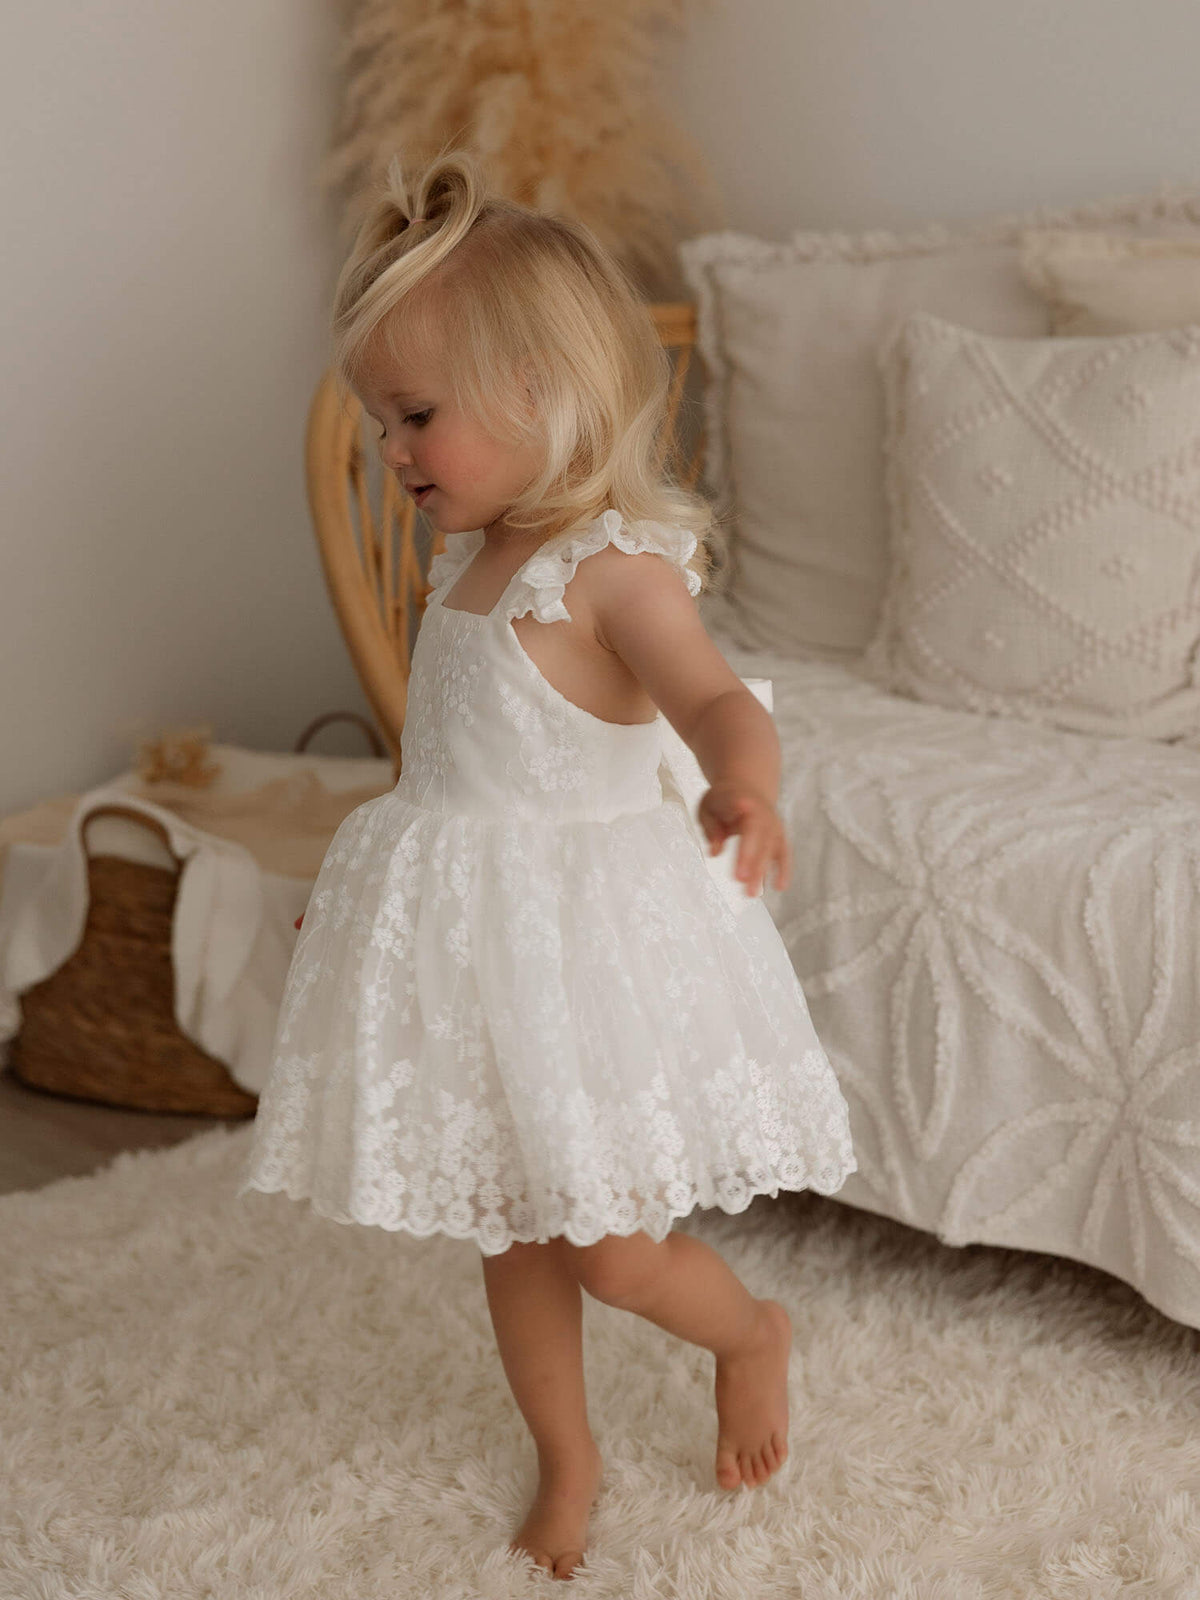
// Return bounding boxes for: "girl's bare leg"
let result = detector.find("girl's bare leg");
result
[480,1236,603,1581]
[560,1228,792,1492]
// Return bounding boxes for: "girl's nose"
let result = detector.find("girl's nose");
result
[381,436,411,470]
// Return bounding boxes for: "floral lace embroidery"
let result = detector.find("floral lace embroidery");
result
[396,636,455,792]
[498,676,587,795]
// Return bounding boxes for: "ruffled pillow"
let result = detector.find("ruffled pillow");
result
[1019,230,1200,335]
[679,189,1200,662]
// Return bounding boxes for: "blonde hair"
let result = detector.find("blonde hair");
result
[330,147,723,590]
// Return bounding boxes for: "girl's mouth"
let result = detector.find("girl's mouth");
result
[412,484,436,506]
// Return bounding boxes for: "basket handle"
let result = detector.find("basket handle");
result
[80,803,184,871]
[294,711,385,757]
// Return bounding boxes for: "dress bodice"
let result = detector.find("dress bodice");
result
[394,509,704,824]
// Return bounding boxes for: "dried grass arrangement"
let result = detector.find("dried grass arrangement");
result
[318,0,724,299]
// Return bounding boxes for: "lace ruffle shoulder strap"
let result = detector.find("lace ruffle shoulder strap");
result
[505,509,702,625]
[427,529,485,594]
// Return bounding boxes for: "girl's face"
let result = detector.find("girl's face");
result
[354,333,543,541]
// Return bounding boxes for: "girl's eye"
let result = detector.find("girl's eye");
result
[373,409,431,442]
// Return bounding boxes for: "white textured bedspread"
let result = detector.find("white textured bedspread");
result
[709,619,1200,1333]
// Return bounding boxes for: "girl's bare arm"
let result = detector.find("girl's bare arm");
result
[589,551,792,896]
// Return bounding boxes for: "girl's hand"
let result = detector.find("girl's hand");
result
[697,780,792,897]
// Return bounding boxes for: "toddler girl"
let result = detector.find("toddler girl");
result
[239,148,856,1582]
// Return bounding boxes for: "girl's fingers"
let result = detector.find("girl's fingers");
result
[739,836,790,894]
[705,801,789,894]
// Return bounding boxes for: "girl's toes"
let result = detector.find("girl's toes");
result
[510,1543,553,1576]
[553,1550,585,1579]
[715,1445,742,1489]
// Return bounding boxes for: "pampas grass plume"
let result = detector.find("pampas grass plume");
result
[319,0,725,299]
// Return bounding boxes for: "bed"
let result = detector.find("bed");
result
[677,184,1200,1334]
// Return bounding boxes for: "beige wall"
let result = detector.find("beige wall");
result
[666,0,1200,236]
[1,0,351,815]
[4,0,1200,814]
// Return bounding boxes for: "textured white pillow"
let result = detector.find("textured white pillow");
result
[680,190,1200,664]
[862,312,1200,739]
[1020,230,1200,335]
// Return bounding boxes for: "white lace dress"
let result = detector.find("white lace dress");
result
[237,509,857,1252]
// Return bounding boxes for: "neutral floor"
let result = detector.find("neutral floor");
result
[0,1051,237,1197]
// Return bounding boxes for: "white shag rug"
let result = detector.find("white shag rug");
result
[2,1123,1199,1600]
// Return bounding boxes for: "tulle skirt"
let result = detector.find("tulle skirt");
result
[237,791,857,1253]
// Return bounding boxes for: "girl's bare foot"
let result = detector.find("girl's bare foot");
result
[508,1443,604,1580]
[713,1297,792,1490]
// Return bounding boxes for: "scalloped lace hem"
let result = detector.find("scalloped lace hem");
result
[235,1164,856,1254]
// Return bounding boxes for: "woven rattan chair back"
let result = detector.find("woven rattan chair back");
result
[304,302,704,784]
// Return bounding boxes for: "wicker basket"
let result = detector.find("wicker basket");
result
[8,711,385,1116]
